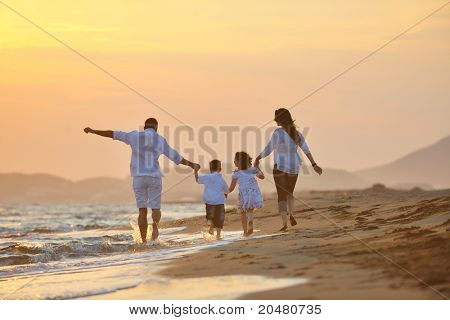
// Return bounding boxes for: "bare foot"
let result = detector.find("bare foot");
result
[151,223,159,241]
[289,214,298,226]
[247,221,254,235]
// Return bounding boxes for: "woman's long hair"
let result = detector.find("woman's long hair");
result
[274,108,300,145]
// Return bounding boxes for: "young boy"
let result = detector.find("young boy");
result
[194,160,229,239]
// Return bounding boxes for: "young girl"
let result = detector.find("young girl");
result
[229,151,264,236]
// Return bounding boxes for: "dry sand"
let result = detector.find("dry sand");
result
[99,187,450,299]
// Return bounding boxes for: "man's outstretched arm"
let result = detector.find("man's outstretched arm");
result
[84,127,113,138]
[162,139,200,171]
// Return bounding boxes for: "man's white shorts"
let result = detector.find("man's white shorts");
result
[132,176,162,209]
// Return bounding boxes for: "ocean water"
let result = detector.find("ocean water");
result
[0,203,306,299]
[0,203,205,272]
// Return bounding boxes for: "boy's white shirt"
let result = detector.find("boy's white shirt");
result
[197,172,229,205]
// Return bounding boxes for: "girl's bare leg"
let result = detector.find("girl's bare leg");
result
[247,209,254,235]
[240,209,248,236]
[216,228,222,239]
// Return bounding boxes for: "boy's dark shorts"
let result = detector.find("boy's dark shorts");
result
[205,204,225,229]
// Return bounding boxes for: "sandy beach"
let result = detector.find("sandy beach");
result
[90,186,449,300]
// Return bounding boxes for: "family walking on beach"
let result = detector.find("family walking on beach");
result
[84,108,322,243]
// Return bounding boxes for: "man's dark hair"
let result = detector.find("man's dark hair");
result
[144,118,158,130]
[209,159,221,172]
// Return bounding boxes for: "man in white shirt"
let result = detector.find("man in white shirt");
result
[84,118,200,243]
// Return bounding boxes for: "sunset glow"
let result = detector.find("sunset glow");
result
[1,0,449,179]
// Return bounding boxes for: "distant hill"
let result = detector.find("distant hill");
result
[355,135,450,188]
[0,173,133,203]
[0,167,370,203]
[295,166,370,191]
[1,135,448,203]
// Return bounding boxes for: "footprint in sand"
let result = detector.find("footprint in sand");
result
[363,225,378,230]
[268,263,286,270]
[327,205,352,212]
[357,209,374,217]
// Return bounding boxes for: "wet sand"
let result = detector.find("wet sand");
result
[94,187,450,299]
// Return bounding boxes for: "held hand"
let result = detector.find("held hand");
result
[192,163,200,171]
[313,165,323,175]
[254,156,261,167]
[84,127,92,134]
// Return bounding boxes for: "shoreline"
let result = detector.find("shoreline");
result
[91,188,449,299]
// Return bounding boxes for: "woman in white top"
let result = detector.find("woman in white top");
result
[255,108,322,231]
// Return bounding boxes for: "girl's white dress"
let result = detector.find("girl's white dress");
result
[232,167,264,211]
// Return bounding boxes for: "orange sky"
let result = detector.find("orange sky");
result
[1,0,449,180]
